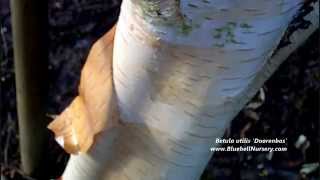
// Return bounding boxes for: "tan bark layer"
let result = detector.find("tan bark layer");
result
[48,26,118,154]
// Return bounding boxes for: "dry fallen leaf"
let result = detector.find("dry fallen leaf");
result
[48,25,118,154]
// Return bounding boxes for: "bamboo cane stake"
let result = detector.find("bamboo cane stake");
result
[10,0,49,177]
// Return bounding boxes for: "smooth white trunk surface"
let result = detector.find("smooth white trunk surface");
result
[63,1,319,179]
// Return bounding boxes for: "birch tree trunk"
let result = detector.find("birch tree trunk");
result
[61,0,319,179]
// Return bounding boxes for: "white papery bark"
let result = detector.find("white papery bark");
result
[63,1,319,179]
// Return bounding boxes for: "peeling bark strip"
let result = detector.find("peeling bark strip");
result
[48,26,118,154]
[57,1,319,180]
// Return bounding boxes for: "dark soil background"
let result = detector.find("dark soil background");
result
[0,0,319,179]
